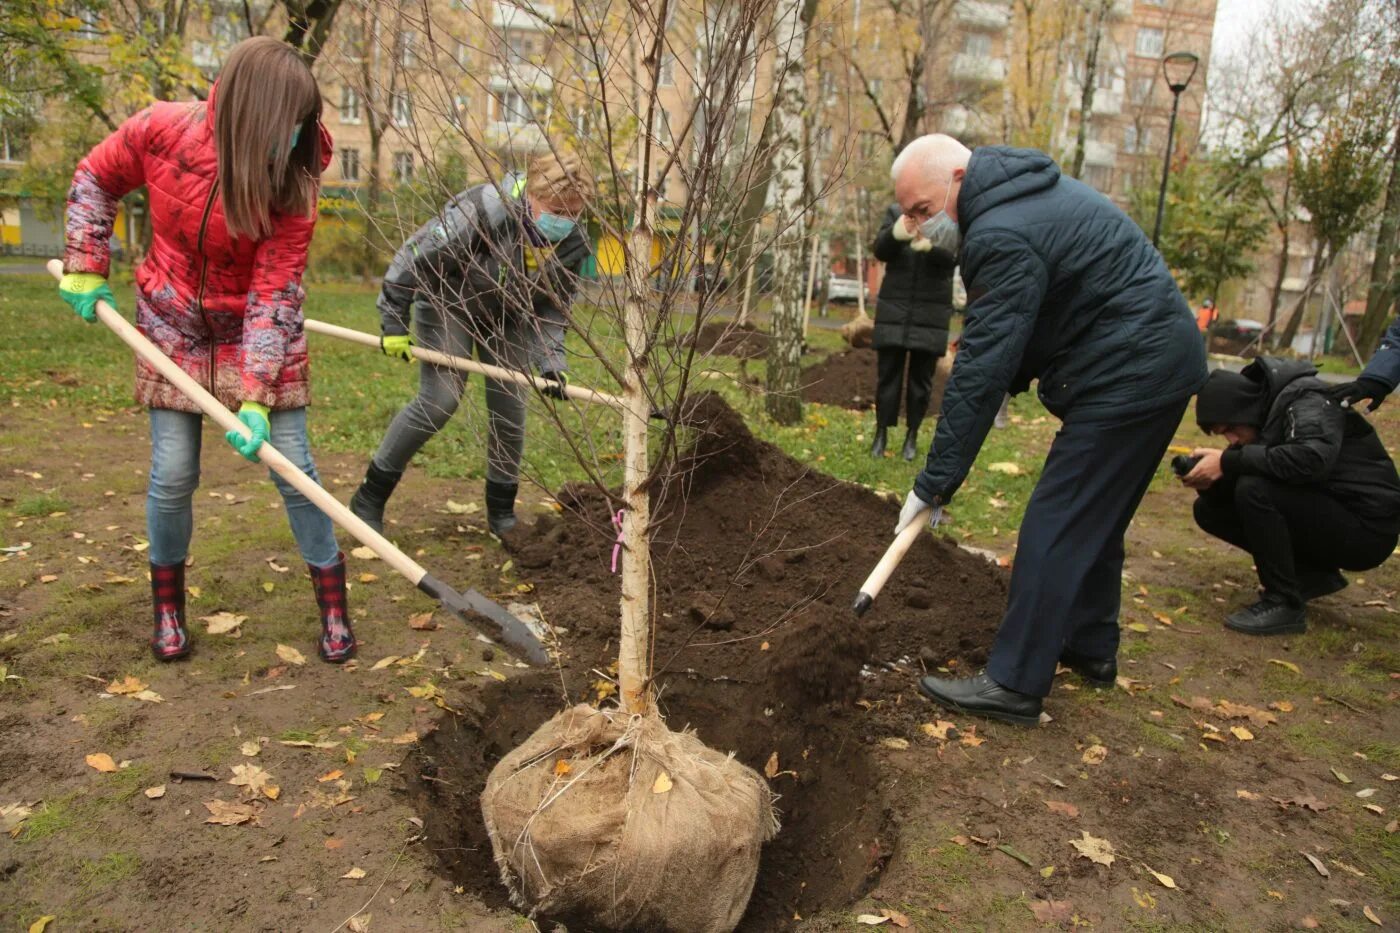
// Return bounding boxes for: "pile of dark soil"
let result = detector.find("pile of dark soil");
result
[803,348,951,416]
[680,320,771,359]
[406,394,1008,929]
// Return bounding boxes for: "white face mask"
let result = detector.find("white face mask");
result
[917,183,960,252]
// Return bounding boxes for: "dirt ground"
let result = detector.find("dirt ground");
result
[2,395,1398,931]
[803,348,952,421]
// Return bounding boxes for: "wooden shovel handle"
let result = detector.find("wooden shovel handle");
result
[47,259,428,586]
[853,509,928,613]
[303,318,626,410]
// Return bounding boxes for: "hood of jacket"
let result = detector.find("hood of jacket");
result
[958,146,1061,229]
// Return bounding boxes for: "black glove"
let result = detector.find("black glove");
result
[1329,376,1391,412]
[540,370,569,401]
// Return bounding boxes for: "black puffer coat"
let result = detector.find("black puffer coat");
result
[914,146,1206,506]
[871,204,957,354]
[1215,358,1400,529]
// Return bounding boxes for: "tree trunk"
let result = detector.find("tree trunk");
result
[1265,170,1293,331]
[1069,0,1109,179]
[1278,240,1329,349]
[1358,130,1400,356]
[764,0,809,425]
[615,0,666,717]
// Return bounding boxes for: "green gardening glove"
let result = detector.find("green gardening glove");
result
[59,273,116,323]
[225,402,271,462]
[380,333,415,363]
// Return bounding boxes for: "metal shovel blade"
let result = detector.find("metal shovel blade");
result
[417,574,551,666]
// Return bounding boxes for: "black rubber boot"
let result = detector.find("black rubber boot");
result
[901,428,919,462]
[485,479,519,536]
[870,426,888,459]
[349,462,403,534]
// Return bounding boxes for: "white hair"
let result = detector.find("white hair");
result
[891,134,972,184]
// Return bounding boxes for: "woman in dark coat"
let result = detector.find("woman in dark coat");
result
[870,203,958,459]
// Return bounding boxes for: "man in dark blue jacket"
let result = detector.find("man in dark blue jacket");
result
[889,134,1207,725]
[1332,315,1400,411]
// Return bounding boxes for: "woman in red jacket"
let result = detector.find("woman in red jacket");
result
[58,36,355,663]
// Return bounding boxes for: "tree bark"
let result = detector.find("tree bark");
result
[764,0,809,425]
[1358,130,1400,356]
[1069,0,1110,179]
[1278,240,1329,349]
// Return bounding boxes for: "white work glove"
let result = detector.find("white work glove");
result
[895,491,943,536]
[891,215,915,241]
[910,237,933,252]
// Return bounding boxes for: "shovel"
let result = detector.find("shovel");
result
[47,260,549,665]
[851,506,933,617]
[303,318,626,410]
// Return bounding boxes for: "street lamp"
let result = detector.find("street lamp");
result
[1151,50,1200,248]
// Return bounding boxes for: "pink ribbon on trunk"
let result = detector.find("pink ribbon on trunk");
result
[610,509,625,573]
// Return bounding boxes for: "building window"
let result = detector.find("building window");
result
[392,92,413,127]
[1082,164,1113,193]
[659,50,676,87]
[341,22,364,61]
[340,148,360,182]
[397,31,416,69]
[1097,65,1115,90]
[454,40,470,67]
[0,118,30,162]
[493,89,535,125]
[339,86,362,124]
[963,32,993,57]
[1123,124,1139,153]
[1135,27,1164,58]
[1131,76,1154,104]
[452,94,470,128]
[508,32,537,61]
[393,151,414,183]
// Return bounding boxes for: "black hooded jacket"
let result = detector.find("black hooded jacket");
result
[914,147,1207,506]
[1214,358,1400,528]
[870,204,957,354]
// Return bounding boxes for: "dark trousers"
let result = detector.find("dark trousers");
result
[876,348,937,430]
[1193,478,1397,606]
[986,400,1187,697]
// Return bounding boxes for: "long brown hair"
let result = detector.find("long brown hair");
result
[214,37,323,240]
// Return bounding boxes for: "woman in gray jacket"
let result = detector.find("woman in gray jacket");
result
[350,151,594,535]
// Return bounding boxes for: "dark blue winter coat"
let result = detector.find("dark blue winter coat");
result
[1362,316,1400,388]
[914,147,1207,506]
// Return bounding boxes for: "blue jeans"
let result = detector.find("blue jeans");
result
[147,408,340,568]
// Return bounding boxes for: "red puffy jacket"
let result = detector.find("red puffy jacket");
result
[63,85,332,412]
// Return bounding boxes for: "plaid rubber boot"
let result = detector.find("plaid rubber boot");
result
[149,562,191,661]
[310,553,356,663]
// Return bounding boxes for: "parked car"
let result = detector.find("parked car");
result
[827,275,868,303]
[1210,318,1264,341]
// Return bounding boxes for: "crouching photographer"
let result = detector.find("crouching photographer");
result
[1180,359,1400,635]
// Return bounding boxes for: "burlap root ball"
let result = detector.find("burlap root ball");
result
[481,704,779,933]
[841,314,874,349]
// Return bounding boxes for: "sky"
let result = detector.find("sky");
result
[1211,0,1311,62]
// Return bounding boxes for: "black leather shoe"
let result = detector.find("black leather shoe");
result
[1060,649,1116,687]
[1225,597,1306,636]
[901,430,918,461]
[917,672,1042,726]
[870,426,888,459]
[1298,570,1347,602]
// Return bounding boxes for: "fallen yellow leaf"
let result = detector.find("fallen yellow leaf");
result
[85,753,117,773]
[652,771,673,794]
[28,916,55,933]
[1148,869,1176,889]
[553,759,572,777]
[144,785,166,799]
[318,769,344,783]
[275,644,306,666]
[341,866,367,880]
[350,547,378,560]
[1230,726,1254,741]
[1267,658,1301,674]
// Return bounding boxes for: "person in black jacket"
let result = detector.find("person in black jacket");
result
[869,203,958,460]
[1185,359,1400,634]
[1330,313,1400,412]
[888,134,1207,725]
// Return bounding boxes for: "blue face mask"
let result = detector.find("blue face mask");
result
[270,124,303,160]
[535,212,577,242]
[917,183,960,252]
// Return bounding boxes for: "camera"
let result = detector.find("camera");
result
[1170,454,1202,477]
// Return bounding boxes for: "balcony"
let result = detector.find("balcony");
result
[1084,139,1116,166]
[952,54,1006,84]
[1107,0,1133,19]
[954,0,1010,31]
[940,105,969,135]
[493,0,556,31]
[1092,90,1122,115]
